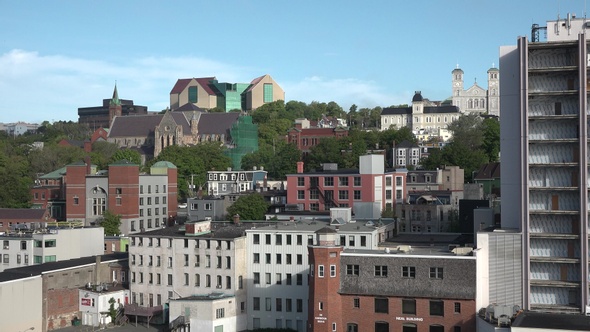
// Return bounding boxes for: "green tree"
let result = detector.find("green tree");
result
[482,117,500,162]
[226,193,269,221]
[242,141,301,179]
[90,141,120,169]
[28,144,86,175]
[110,149,142,165]
[98,210,122,236]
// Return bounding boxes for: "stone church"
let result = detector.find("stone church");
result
[450,65,500,117]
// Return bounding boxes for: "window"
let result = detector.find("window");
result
[265,234,271,245]
[375,265,388,277]
[215,308,225,319]
[44,240,56,248]
[195,274,200,287]
[276,253,282,264]
[297,254,302,264]
[253,253,260,263]
[167,274,173,286]
[286,235,292,245]
[403,266,416,278]
[454,302,461,313]
[375,298,388,313]
[266,297,272,311]
[239,276,243,289]
[319,302,323,310]
[188,86,198,103]
[286,254,292,264]
[353,190,361,200]
[375,322,389,332]
[253,272,260,284]
[297,190,305,200]
[206,274,211,287]
[347,323,359,332]
[266,273,271,284]
[276,298,283,312]
[253,234,260,244]
[266,253,271,264]
[430,267,443,279]
[396,176,402,185]
[353,177,361,186]
[297,177,305,186]
[286,273,292,285]
[253,297,260,311]
[353,298,360,308]
[276,234,282,245]
[310,189,319,200]
[297,235,302,245]
[430,300,444,316]
[263,83,273,103]
[360,236,366,247]
[184,273,189,285]
[339,177,349,186]
[318,265,325,277]
[346,264,359,276]
[20,241,26,250]
[339,190,349,200]
[402,299,416,314]
[324,177,334,186]
[296,299,303,312]
[330,265,336,277]
[296,274,303,285]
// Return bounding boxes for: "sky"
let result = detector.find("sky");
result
[0,0,584,123]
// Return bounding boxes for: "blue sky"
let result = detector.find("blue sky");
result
[0,1,581,123]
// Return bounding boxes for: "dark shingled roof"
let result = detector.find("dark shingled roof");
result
[174,103,206,112]
[512,311,590,330]
[108,114,164,137]
[197,112,240,135]
[170,112,191,135]
[0,252,128,282]
[396,140,419,148]
[474,162,500,180]
[0,209,46,220]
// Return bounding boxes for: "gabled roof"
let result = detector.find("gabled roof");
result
[0,208,47,220]
[244,74,267,94]
[109,114,164,137]
[174,103,206,112]
[197,112,240,135]
[170,77,217,96]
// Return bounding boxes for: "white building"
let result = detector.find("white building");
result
[206,168,267,196]
[169,293,238,332]
[128,220,248,330]
[78,286,129,327]
[500,13,590,313]
[0,227,104,272]
[451,66,500,116]
[245,218,393,331]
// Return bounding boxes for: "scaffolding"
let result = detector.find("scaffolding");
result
[226,115,259,170]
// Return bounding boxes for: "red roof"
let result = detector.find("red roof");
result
[170,77,217,96]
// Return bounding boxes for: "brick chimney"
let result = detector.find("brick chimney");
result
[297,161,304,173]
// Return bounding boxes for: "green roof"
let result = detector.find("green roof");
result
[39,167,67,179]
[151,161,177,169]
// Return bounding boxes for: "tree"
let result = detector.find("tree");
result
[226,193,269,221]
[110,149,142,165]
[28,144,86,175]
[481,117,500,162]
[90,141,120,169]
[98,210,122,236]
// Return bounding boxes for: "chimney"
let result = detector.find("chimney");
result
[263,175,268,191]
[233,214,240,225]
[84,141,92,153]
[94,255,101,286]
[297,161,304,173]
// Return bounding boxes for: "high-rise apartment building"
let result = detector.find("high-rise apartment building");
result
[500,14,590,313]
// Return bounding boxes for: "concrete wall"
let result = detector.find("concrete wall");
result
[0,276,42,332]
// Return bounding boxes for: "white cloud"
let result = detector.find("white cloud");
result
[0,50,410,124]
[0,50,250,123]
[283,76,413,111]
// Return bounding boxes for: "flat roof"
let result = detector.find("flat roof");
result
[0,253,128,283]
[512,311,590,330]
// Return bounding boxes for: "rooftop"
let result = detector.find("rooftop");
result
[512,311,590,330]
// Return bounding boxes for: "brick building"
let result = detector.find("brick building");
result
[0,208,52,233]
[286,118,349,156]
[308,231,476,332]
[64,160,178,235]
[286,155,407,219]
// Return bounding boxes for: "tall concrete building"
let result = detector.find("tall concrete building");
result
[500,14,590,314]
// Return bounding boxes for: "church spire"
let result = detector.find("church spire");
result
[110,83,121,106]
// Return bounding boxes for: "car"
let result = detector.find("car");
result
[178,203,187,209]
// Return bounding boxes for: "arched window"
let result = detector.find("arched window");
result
[403,323,417,332]
[346,323,358,332]
[429,325,444,332]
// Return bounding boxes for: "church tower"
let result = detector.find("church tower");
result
[487,66,500,117]
[108,84,122,127]
[451,66,464,109]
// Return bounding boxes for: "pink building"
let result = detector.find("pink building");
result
[286,155,407,218]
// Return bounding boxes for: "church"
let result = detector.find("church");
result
[450,65,500,117]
